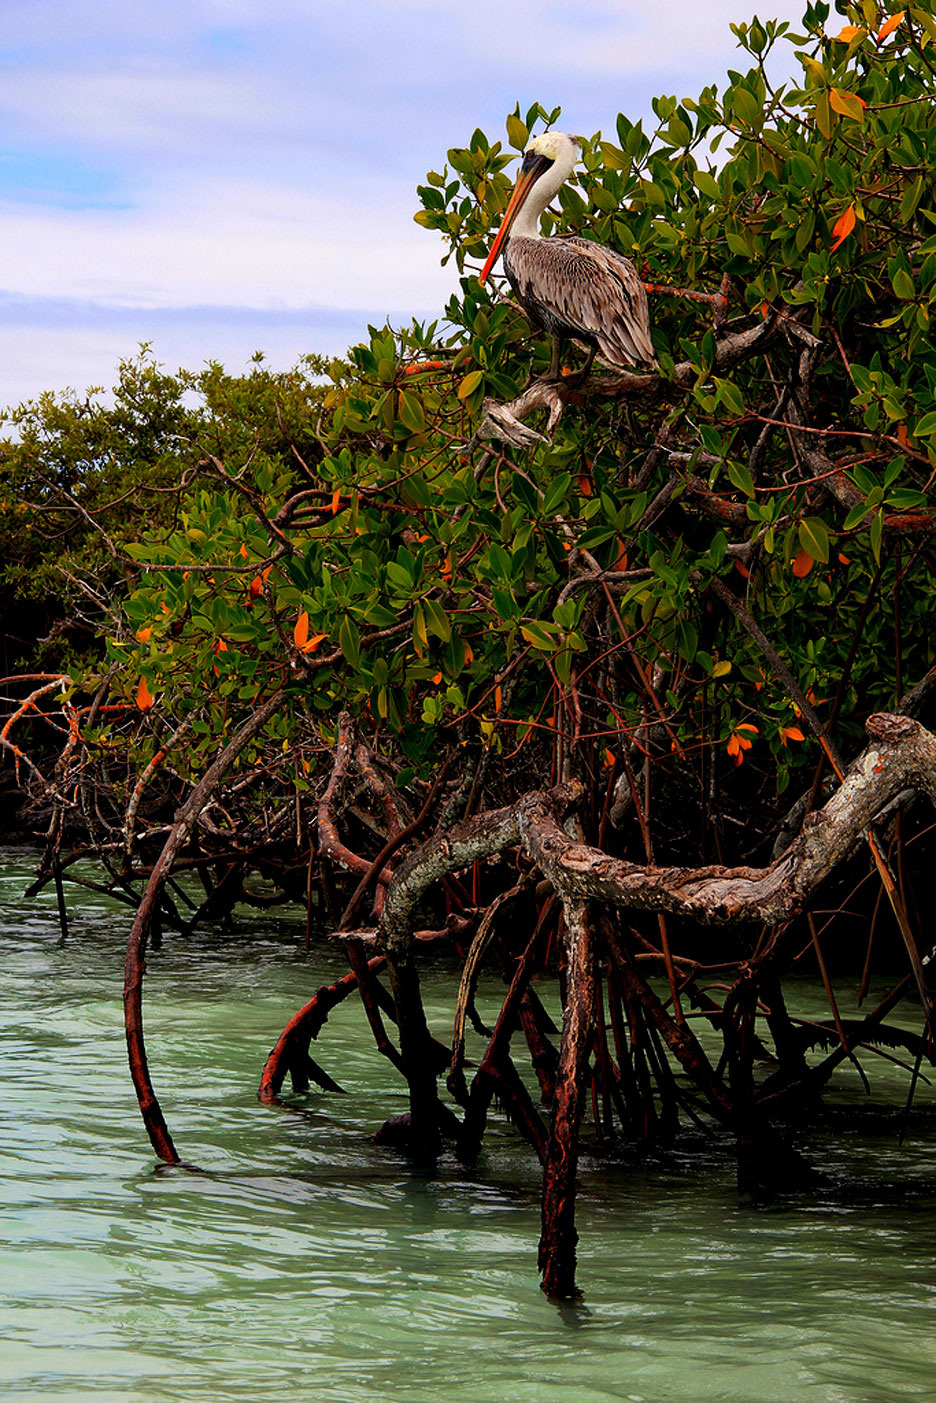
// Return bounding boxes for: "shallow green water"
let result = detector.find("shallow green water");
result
[2,848,936,1402]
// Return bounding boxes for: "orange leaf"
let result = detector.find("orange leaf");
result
[577,472,594,498]
[213,637,228,655]
[330,489,342,515]
[877,10,905,42]
[792,549,815,577]
[494,685,502,712]
[135,625,153,643]
[836,23,863,41]
[239,542,248,559]
[294,610,310,648]
[403,360,447,375]
[432,671,443,685]
[302,633,326,654]
[249,575,263,598]
[830,204,856,253]
[463,641,474,665]
[136,676,154,712]
[780,726,806,746]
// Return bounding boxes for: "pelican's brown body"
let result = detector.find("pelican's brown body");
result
[481,132,655,377]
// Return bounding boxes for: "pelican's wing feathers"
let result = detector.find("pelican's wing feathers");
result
[508,234,655,369]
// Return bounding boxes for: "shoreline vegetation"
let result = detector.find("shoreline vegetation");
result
[4,1,936,1298]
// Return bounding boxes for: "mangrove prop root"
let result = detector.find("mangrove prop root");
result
[258,954,386,1103]
[538,899,596,1300]
[124,691,284,1164]
[454,916,551,1160]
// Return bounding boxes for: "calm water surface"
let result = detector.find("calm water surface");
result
[2,848,936,1402]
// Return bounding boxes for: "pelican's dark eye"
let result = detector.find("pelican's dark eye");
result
[521,149,554,176]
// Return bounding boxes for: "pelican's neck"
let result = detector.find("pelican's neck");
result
[510,192,547,240]
[510,145,576,241]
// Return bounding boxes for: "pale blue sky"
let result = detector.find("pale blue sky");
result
[1,0,807,409]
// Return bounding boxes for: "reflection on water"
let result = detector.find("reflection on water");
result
[2,848,936,1402]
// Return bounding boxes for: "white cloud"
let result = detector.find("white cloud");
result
[1,176,455,313]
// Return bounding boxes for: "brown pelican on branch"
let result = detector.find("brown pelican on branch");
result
[480,131,656,380]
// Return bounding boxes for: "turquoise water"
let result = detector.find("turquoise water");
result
[2,848,936,1402]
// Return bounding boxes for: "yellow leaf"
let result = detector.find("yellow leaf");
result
[829,88,866,121]
[457,370,484,400]
[877,10,905,42]
[136,676,154,712]
[830,204,856,253]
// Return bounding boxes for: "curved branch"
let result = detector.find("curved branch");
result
[124,689,285,1163]
[518,714,936,928]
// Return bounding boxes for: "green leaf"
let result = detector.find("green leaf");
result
[799,516,830,563]
[397,389,425,433]
[543,473,572,514]
[506,114,529,150]
[693,170,720,200]
[727,460,755,499]
[423,597,451,641]
[731,86,762,127]
[338,615,361,668]
[892,268,916,300]
[520,620,558,652]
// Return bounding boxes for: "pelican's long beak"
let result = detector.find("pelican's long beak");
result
[479,151,553,284]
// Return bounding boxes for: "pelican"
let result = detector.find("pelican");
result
[479,131,656,379]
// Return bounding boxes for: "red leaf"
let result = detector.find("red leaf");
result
[830,204,856,253]
[136,676,154,712]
